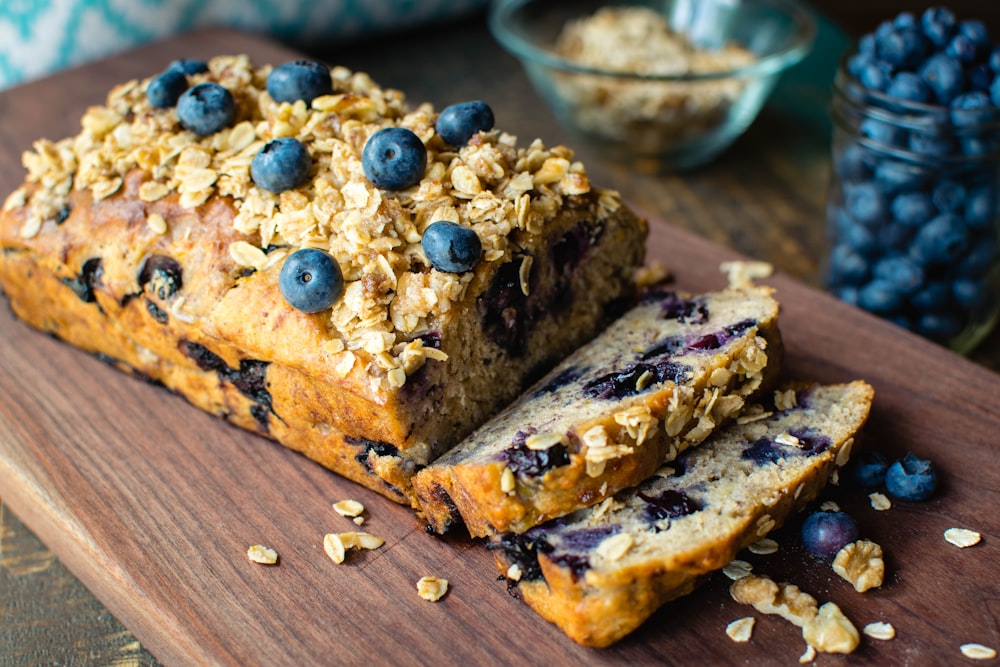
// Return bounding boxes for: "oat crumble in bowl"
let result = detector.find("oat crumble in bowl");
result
[489,0,815,168]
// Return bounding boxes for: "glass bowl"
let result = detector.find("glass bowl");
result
[489,0,816,169]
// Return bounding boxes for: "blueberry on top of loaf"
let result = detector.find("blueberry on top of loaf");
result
[0,55,647,502]
[490,381,874,648]
[413,284,782,536]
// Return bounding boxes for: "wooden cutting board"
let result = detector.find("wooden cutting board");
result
[1,29,998,667]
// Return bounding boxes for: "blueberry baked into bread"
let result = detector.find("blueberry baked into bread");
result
[0,56,648,503]
[414,284,782,537]
[490,381,874,647]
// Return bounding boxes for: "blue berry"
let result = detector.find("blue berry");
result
[891,192,935,226]
[874,159,928,194]
[857,278,905,313]
[835,286,859,305]
[990,76,1000,107]
[952,278,989,308]
[877,221,915,250]
[969,63,993,91]
[421,221,482,273]
[845,182,888,226]
[932,179,967,213]
[858,33,877,56]
[910,214,969,265]
[885,452,938,501]
[909,281,951,311]
[436,101,495,147]
[251,138,311,193]
[893,11,917,31]
[956,237,998,277]
[834,143,872,181]
[921,7,957,48]
[177,82,235,136]
[950,91,994,127]
[990,46,1000,73]
[877,27,928,69]
[362,127,427,190]
[859,117,904,147]
[168,59,208,75]
[917,311,965,340]
[801,510,859,558]
[908,131,955,158]
[857,60,893,91]
[826,244,870,285]
[278,248,344,313]
[851,450,888,487]
[946,34,979,65]
[840,216,879,256]
[267,60,333,104]
[958,19,990,55]
[147,69,188,108]
[872,255,924,295]
[886,71,931,102]
[920,53,965,104]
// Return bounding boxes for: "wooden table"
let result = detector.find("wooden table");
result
[2,11,999,667]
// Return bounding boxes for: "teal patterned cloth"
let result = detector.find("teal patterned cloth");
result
[0,0,487,89]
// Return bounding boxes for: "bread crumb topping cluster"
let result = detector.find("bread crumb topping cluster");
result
[6,54,617,384]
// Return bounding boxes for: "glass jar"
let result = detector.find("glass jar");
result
[824,60,1000,354]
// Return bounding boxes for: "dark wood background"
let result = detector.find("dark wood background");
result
[2,4,1000,666]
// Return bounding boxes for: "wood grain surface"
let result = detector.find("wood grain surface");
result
[1,26,1000,667]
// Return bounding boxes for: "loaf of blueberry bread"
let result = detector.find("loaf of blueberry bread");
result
[0,55,647,503]
[490,381,874,647]
[413,284,782,536]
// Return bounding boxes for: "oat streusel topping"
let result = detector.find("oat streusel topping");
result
[7,55,613,384]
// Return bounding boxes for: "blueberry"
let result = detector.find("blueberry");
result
[909,281,951,311]
[877,27,928,69]
[920,53,965,104]
[877,221,915,251]
[921,7,957,49]
[436,101,495,147]
[969,63,993,91]
[251,138,312,193]
[835,286,859,305]
[846,52,874,80]
[956,237,998,277]
[859,117,905,147]
[168,59,208,75]
[893,11,917,31]
[266,59,333,104]
[874,159,929,195]
[950,92,994,127]
[826,244,870,286]
[908,131,955,158]
[851,450,888,487]
[421,220,482,273]
[278,248,344,313]
[362,127,427,190]
[952,278,989,309]
[990,76,1000,108]
[834,143,873,182]
[886,71,931,103]
[857,278,905,313]
[891,192,935,226]
[147,69,188,108]
[946,34,979,65]
[910,214,969,265]
[801,510,859,558]
[857,60,894,92]
[958,19,990,55]
[845,182,889,226]
[840,215,879,256]
[858,33,877,56]
[916,311,966,340]
[885,452,938,501]
[872,255,924,295]
[177,82,235,136]
[932,180,967,213]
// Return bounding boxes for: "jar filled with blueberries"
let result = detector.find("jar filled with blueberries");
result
[824,7,1000,353]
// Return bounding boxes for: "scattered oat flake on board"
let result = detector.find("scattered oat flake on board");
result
[417,576,449,602]
[944,528,982,548]
[749,538,779,555]
[333,499,365,518]
[799,644,816,663]
[863,622,895,640]
[726,617,755,642]
[723,559,753,580]
[247,544,278,565]
[820,500,841,512]
[961,644,997,660]
[869,492,891,511]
